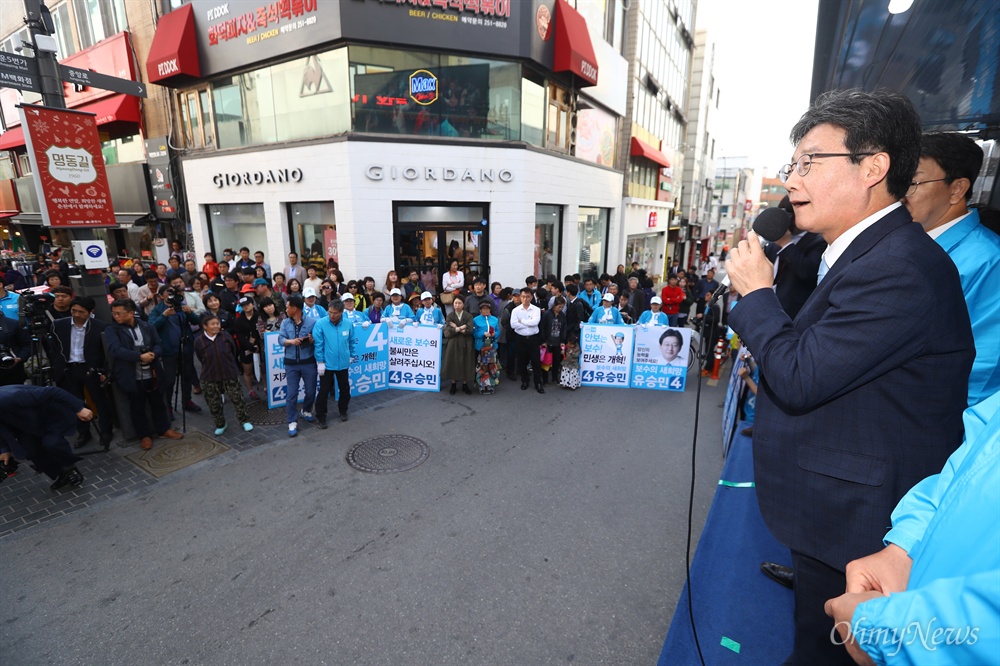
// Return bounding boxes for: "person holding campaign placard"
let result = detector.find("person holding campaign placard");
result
[414,292,446,328]
[341,292,369,327]
[637,297,670,327]
[384,288,415,329]
[588,293,624,325]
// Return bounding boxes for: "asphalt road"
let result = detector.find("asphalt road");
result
[1,375,728,665]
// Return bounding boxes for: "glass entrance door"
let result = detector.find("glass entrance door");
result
[394,204,489,293]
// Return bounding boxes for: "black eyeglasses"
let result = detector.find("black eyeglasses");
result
[905,178,949,197]
[778,153,875,183]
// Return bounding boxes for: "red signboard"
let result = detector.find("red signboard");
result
[648,211,658,228]
[19,104,116,228]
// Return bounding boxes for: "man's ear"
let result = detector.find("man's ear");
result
[948,178,971,205]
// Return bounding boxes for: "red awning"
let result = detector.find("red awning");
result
[630,137,671,168]
[146,4,201,85]
[0,95,139,151]
[0,126,24,151]
[554,0,599,87]
[79,93,142,126]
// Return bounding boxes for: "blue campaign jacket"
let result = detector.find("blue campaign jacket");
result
[636,310,670,326]
[472,314,499,351]
[313,315,358,371]
[383,302,415,326]
[934,209,1000,406]
[854,390,1000,665]
[343,309,368,327]
[588,305,623,325]
[580,289,602,310]
[414,306,445,326]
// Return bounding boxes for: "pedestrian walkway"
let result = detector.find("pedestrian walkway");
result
[0,388,412,538]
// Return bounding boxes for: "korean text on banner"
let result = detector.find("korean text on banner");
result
[630,325,691,392]
[580,324,633,388]
[264,331,306,408]
[18,103,117,228]
[388,324,441,392]
[339,322,390,398]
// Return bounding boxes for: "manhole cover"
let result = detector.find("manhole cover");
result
[125,431,230,478]
[245,400,289,425]
[346,435,429,474]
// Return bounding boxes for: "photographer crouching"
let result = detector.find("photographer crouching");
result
[149,278,203,417]
[0,384,91,491]
[104,299,183,450]
[50,297,115,449]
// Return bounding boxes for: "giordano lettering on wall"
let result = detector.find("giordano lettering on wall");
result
[365,165,514,183]
[212,168,304,188]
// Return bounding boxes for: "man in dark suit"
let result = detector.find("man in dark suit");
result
[764,195,827,320]
[0,312,30,387]
[726,89,974,665]
[50,297,114,448]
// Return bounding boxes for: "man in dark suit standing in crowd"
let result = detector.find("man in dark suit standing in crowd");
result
[50,297,114,448]
[726,89,974,665]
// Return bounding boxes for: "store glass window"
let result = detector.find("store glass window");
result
[207,204,267,259]
[350,47,521,141]
[547,83,572,153]
[625,233,659,276]
[534,205,561,280]
[73,0,127,50]
[577,207,608,280]
[289,202,336,267]
[521,72,545,147]
[575,106,617,167]
[51,2,76,57]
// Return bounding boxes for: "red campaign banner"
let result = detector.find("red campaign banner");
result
[18,104,116,228]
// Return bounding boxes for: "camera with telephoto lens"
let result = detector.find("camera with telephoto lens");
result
[0,458,19,483]
[136,344,152,370]
[0,344,15,370]
[87,366,112,389]
[164,287,185,311]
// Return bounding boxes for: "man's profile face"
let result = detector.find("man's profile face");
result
[902,156,954,232]
[784,123,876,240]
[660,335,681,362]
[118,270,129,283]
[111,306,134,326]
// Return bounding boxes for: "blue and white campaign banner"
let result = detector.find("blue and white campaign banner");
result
[335,322,391,399]
[388,324,441,392]
[630,326,691,392]
[721,348,749,457]
[580,323,633,388]
[264,331,307,409]
[264,324,392,408]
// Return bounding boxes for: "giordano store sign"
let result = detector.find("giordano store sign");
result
[365,165,514,183]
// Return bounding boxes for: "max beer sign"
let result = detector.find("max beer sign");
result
[409,70,438,105]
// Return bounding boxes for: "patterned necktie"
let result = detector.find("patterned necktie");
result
[817,256,830,284]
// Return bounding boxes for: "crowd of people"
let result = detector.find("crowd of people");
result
[0,241,724,487]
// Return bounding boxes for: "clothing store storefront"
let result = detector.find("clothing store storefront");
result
[182,140,623,290]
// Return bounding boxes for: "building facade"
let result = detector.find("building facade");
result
[710,160,755,253]
[679,28,717,269]
[616,0,695,280]
[759,176,786,210]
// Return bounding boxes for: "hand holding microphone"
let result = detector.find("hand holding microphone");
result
[722,207,791,299]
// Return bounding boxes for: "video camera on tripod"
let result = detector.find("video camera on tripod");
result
[20,290,55,335]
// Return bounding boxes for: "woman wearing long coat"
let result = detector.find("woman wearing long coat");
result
[442,297,476,394]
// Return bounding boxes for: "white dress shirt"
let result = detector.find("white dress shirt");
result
[510,304,541,336]
[69,319,87,363]
[926,211,970,240]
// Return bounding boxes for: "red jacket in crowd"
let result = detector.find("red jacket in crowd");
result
[660,285,685,315]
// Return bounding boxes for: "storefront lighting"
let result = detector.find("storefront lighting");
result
[887,0,914,14]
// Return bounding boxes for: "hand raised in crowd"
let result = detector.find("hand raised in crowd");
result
[726,230,775,296]
[76,407,94,422]
[162,307,176,317]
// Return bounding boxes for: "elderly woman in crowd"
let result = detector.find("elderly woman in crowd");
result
[442,296,475,395]
[194,314,253,436]
[473,300,500,394]
[203,293,234,333]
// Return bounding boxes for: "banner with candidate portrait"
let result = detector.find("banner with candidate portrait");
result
[388,325,442,392]
[630,326,691,392]
[579,324,633,388]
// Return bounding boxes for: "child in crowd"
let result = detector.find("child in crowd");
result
[560,340,581,390]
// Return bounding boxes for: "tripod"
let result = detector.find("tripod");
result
[26,327,55,387]
[171,333,189,434]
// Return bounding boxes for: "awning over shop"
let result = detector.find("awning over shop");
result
[554,0,599,87]
[146,4,202,86]
[630,137,671,168]
[0,127,24,151]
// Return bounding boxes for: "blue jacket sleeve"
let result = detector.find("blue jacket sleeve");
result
[313,320,326,362]
[885,392,1000,552]
[149,304,168,331]
[853,571,1000,665]
[348,324,358,359]
[637,311,651,325]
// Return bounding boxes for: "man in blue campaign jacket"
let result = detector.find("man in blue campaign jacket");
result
[278,296,317,437]
[587,293,623,325]
[825,390,1000,665]
[636,296,670,326]
[313,298,359,428]
[902,132,1000,406]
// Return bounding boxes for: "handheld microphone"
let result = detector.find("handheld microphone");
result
[752,206,792,242]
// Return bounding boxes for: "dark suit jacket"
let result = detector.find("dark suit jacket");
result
[764,232,827,320]
[729,206,974,571]
[103,320,164,394]
[50,316,108,380]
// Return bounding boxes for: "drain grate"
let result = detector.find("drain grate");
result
[245,400,289,425]
[346,435,430,474]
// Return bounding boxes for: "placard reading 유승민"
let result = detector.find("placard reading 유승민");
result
[630,326,691,392]
[579,324,633,388]
[388,325,442,392]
